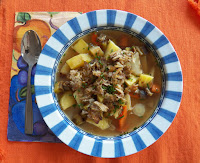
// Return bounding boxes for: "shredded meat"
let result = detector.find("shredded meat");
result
[58,48,144,124]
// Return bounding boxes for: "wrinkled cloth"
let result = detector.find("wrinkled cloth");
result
[0,0,200,163]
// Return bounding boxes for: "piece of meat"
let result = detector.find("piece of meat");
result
[97,34,107,43]
[145,87,153,96]
[93,101,109,112]
[87,108,102,124]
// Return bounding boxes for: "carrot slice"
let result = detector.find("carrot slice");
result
[118,105,128,131]
[129,93,140,99]
[91,32,99,45]
[151,84,161,93]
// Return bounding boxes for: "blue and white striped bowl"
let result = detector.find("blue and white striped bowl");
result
[35,9,183,158]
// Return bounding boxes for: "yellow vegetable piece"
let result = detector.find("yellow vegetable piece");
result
[97,94,104,103]
[139,74,154,88]
[86,117,110,130]
[54,82,63,94]
[125,74,139,86]
[60,91,76,110]
[105,40,121,59]
[66,54,93,69]
[72,39,89,53]
[89,46,104,56]
[60,63,70,75]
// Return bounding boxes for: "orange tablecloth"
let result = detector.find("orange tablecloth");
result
[0,0,200,162]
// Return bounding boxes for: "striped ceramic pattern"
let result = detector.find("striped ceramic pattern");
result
[35,10,183,158]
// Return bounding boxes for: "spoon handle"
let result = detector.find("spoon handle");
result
[25,64,33,134]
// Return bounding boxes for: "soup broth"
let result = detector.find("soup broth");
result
[55,30,162,137]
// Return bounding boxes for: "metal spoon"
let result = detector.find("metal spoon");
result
[21,30,41,134]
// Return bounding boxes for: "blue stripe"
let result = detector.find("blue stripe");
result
[34,86,51,96]
[158,108,176,122]
[146,123,163,140]
[36,65,52,76]
[140,21,155,37]
[161,52,178,64]
[51,120,67,136]
[153,35,169,50]
[124,13,137,29]
[165,91,182,102]
[39,103,57,117]
[107,10,117,26]
[86,11,97,28]
[67,18,82,34]
[52,29,69,45]
[68,132,84,150]
[42,44,59,59]
[131,133,146,151]
[91,140,102,157]
[114,140,125,157]
[167,72,182,81]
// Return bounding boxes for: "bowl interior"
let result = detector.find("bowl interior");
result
[51,26,166,139]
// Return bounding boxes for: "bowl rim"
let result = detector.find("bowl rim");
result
[35,9,183,158]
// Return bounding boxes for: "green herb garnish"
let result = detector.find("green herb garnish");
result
[118,115,124,120]
[100,72,105,79]
[118,99,124,105]
[147,83,150,89]
[82,83,87,88]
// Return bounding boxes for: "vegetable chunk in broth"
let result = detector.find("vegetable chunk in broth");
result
[55,30,162,137]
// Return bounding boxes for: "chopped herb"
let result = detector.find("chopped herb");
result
[63,53,66,56]
[111,49,113,53]
[60,61,62,64]
[107,85,116,94]
[82,83,87,88]
[102,85,107,90]
[105,67,109,71]
[134,127,138,130]
[78,89,81,92]
[100,73,105,79]
[92,85,96,89]
[118,115,124,119]
[72,104,77,108]
[118,99,124,105]
[100,81,103,84]
[113,69,117,72]
[78,103,83,108]
[139,116,143,118]
[74,95,76,99]
[69,94,73,96]
[88,47,90,50]
[147,83,150,89]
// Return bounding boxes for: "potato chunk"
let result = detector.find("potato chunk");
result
[105,40,121,59]
[66,54,93,69]
[60,63,70,75]
[125,74,139,87]
[89,46,104,56]
[139,74,154,88]
[86,117,110,130]
[72,39,89,53]
[97,94,104,103]
[60,91,76,110]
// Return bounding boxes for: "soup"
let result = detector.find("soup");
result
[55,30,162,137]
